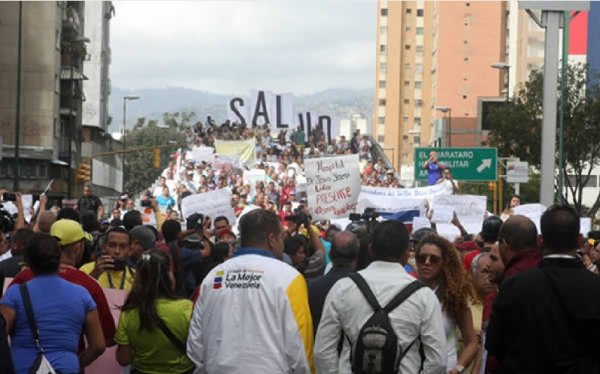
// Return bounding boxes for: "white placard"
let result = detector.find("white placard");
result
[512,204,547,219]
[431,205,455,224]
[243,169,269,186]
[412,216,432,231]
[436,223,461,243]
[305,154,361,220]
[580,217,592,236]
[21,194,33,223]
[190,146,215,163]
[460,216,484,235]
[432,194,487,220]
[181,189,236,227]
[506,161,529,183]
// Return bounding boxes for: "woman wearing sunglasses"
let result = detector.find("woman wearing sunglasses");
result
[415,235,479,374]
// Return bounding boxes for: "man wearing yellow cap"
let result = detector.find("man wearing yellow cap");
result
[9,219,116,346]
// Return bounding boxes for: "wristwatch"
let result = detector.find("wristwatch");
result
[455,365,465,373]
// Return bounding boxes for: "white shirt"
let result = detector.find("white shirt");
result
[314,261,447,374]
[0,250,12,262]
[187,251,313,374]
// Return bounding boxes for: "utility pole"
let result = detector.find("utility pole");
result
[13,2,23,192]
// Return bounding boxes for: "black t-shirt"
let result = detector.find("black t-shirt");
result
[77,195,102,215]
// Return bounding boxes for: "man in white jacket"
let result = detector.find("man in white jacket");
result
[314,220,447,373]
[187,209,314,373]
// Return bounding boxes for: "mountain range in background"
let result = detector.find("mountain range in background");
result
[107,87,374,133]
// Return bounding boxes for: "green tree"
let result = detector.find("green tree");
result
[488,63,600,216]
[122,116,186,194]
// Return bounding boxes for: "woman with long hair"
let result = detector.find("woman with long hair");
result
[415,235,479,374]
[0,233,105,373]
[115,250,194,374]
[500,194,521,221]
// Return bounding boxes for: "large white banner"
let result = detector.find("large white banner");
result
[181,189,236,227]
[432,194,487,233]
[305,154,361,220]
[227,90,295,131]
[189,146,215,163]
[361,183,449,203]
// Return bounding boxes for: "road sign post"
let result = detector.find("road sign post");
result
[415,147,498,182]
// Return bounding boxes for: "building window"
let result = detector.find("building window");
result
[405,26,412,32]
[403,135,409,140]
[379,98,386,106]
[404,63,411,69]
[406,8,412,14]
[463,95,467,99]
[378,116,385,124]
[416,45,424,53]
[464,57,469,61]
[466,2,470,6]
[414,135,421,145]
[405,44,411,50]
[415,63,423,73]
[415,99,423,107]
[417,9,424,17]
[379,80,386,89]
[404,99,410,104]
[415,81,422,89]
[381,8,388,16]
[414,117,422,125]
[403,117,409,123]
[404,80,410,86]
[378,135,385,142]
[416,27,424,35]
[464,40,468,44]
[380,26,388,35]
[380,44,387,53]
[380,62,387,74]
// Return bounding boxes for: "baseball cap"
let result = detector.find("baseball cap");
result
[129,225,156,250]
[50,219,92,246]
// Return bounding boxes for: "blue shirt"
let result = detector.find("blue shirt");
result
[1,275,96,374]
[156,195,176,210]
[427,162,443,186]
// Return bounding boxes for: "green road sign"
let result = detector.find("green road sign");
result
[415,147,498,181]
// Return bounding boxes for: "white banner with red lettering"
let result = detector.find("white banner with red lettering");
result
[305,154,361,220]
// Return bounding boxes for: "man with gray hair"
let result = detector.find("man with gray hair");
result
[308,231,359,334]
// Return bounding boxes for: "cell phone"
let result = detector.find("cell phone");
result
[112,258,126,271]
[2,193,16,202]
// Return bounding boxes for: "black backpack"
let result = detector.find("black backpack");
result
[347,273,426,374]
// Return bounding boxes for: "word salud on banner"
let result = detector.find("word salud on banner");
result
[305,154,361,220]
[226,90,339,143]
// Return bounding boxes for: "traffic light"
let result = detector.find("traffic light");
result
[152,147,161,169]
[76,161,91,182]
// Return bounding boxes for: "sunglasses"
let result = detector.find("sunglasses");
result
[416,254,442,265]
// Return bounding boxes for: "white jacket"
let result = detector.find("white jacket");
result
[187,248,314,374]
[314,261,447,373]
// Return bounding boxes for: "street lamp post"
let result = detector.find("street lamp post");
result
[491,62,510,102]
[122,95,140,170]
[13,2,23,192]
[435,106,451,147]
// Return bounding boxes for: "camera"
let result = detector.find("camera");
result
[349,208,380,222]
[2,193,16,202]
[112,257,127,271]
[0,206,15,233]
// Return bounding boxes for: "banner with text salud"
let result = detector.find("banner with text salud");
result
[305,154,361,220]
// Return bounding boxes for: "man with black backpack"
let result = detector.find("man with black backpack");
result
[314,220,446,374]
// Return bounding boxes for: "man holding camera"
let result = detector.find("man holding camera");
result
[80,227,135,290]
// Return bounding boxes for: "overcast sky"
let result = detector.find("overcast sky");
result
[110,1,376,96]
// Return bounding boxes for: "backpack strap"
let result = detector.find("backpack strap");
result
[19,283,43,353]
[154,315,187,353]
[383,280,427,313]
[348,273,382,311]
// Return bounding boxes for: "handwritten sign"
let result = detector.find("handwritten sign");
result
[181,189,236,227]
[305,154,361,220]
[412,217,432,231]
[431,205,455,224]
[433,194,487,220]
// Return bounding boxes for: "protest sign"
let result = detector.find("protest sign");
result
[190,146,215,163]
[460,216,484,235]
[181,189,236,227]
[432,194,487,220]
[431,205,455,224]
[243,169,270,186]
[361,183,449,206]
[215,139,256,167]
[580,217,592,236]
[436,223,462,242]
[214,154,241,170]
[227,90,295,131]
[512,203,547,234]
[412,216,432,231]
[305,154,361,220]
[21,194,33,223]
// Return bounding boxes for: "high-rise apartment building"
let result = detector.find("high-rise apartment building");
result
[374,0,505,184]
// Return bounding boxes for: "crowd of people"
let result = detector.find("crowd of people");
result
[0,120,599,374]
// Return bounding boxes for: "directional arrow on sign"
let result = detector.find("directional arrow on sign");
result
[477,159,492,173]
